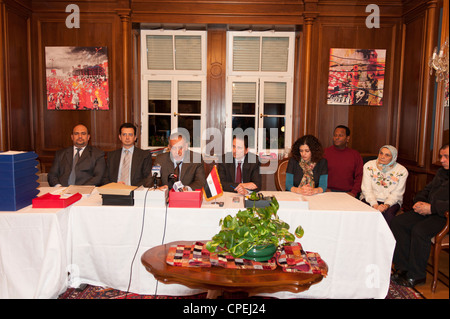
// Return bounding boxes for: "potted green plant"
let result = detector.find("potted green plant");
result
[205,196,304,261]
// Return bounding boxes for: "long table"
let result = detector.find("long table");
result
[0,190,396,299]
[0,188,71,299]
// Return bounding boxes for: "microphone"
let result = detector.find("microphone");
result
[152,164,161,189]
[168,173,177,190]
[172,181,184,192]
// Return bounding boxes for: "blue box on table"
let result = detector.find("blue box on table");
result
[0,151,40,211]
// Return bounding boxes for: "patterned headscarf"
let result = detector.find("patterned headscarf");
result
[377,145,398,173]
[299,158,316,187]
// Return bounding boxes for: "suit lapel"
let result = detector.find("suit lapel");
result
[242,157,251,182]
[76,146,90,166]
[64,147,74,168]
[229,158,236,181]
[130,149,141,181]
[111,149,121,181]
[179,151,192,181]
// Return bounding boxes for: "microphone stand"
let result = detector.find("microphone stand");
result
[153,173,158,189]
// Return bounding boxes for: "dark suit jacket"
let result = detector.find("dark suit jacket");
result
[413,167,449,217]
[102,147,151,186]
[48,145,106,186]
[218,152,262,193]
[146,150,205,190]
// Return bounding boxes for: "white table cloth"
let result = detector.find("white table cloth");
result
[0,188,71,299]
[67,191,396,299]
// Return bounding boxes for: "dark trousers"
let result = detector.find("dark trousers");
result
[390,210,446,279]
[381,203,400,226]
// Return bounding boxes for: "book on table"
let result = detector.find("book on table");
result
[97,182,137,195]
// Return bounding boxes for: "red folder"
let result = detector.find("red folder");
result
[32,192,82,208]
[168,189,202,208]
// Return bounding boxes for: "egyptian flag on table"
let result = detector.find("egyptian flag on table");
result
[203,165,223,201]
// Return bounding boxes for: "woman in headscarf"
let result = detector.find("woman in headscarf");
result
[286,135,328,196]
[360,145,409,226]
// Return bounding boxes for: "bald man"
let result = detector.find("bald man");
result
[48,124,106,187]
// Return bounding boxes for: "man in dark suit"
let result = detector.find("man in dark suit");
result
[218,135,261,195]
[146,132,205,191]
[102,123,151,186]
[391,144,449,288]
[48,124,106,187]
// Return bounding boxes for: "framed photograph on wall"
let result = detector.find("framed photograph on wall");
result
[327,48,386,106]
[45,46,109,110]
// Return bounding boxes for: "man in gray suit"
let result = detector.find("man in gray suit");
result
[48,124,106,187]
[146,132,205,191]
[102,123,151,186]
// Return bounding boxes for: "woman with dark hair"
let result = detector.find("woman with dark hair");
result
[286,135,328,196]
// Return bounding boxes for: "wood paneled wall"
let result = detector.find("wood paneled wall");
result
[0,0,445,200]
[310,20,402,153]
[0,0,33,151]
[29,4,126,170]
[206,27,227,150]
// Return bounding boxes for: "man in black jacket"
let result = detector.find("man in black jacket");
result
[218,135,261,195]
[391,144,449,288]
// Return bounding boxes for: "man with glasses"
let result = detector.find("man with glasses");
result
[146,132,205,191]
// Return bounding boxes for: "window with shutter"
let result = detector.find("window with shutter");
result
[226,31,295,155]
[140,30,206,151]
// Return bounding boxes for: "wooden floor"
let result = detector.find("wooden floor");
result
[413,250,449,299]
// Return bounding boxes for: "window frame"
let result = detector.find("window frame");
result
[141,75,207,151]
[225,31,295,155]
[140,30,207,151]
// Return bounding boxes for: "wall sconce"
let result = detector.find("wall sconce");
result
[429,37,449,85]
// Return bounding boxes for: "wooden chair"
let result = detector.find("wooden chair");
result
[274,158,290,191]
[430,211,449,293]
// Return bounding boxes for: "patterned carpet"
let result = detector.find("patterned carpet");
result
[58,281,423,299]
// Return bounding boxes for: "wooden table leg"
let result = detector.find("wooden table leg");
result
[206,290,250,299]
[206,290,223,299]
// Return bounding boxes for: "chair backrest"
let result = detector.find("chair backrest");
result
[432,211,449,247]
[275,158,290,191]
[363,155,378,165]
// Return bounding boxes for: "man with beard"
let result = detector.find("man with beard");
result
[48,124,105,187]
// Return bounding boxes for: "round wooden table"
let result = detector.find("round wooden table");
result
[141,241,326,298]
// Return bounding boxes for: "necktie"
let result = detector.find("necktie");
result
[119,150,131,185]
[68,148,81,185]
[174,162,181,181]
[235,162,242,184]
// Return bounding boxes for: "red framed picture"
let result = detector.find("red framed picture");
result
[45,46,109,110]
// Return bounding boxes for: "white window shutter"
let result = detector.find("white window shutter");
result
[233,37,260,71]
[261,37,290,72]
[148,81,171,100]
[175,36,202,70]
[232,82,257,103]
[146,35,174,70]
[264,82,286,103]
[178,81,201,101]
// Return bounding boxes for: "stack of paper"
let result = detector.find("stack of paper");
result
[0,151,40,211]
[134,186,168,207]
